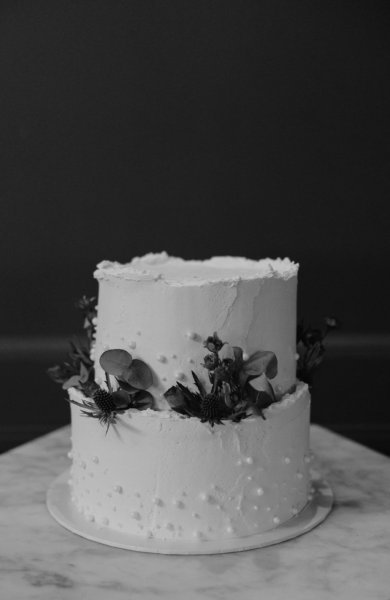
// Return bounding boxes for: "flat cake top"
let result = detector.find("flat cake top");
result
[94,252,298,285]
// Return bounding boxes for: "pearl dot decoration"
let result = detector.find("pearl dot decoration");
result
[175,371,186,381]
[101,517,109,526]
[273,517,281,525]
[245,457,254,465]
[256,487,264,496]
[193,530,203,539]
[86,514,95,523]
[297,472,304,480]
[166,522,174,531]
[129,341,137,349]
[186,331,198,340]
[173,499,185,509]
[114,485,123,494]
[153,497,163,506]
[284,457,291,464]
[91,456,99,464]
[157,354,167,363]
[131,511,141,520]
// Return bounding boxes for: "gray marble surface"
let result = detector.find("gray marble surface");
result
[1,425,389,600]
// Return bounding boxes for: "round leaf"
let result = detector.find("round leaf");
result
[116,378,139,394]
[99,349,133,378]
[62,374,81,390]
[164,386,186,410]
[126,359,153,390]
[132,390,154,411]
[111,389,132,410]
[242,350,278,381]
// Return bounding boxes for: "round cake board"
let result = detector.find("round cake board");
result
[47,468,333,555]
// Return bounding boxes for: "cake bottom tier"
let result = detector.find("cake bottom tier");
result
[69,382,311,543]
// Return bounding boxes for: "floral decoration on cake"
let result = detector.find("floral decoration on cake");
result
[47,296,339,431]
[164,333,278,426]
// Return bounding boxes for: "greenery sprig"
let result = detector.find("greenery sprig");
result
[47,296,97,396]
[296,316,340,385]
[47,297,155,432]
[164,333,278,427]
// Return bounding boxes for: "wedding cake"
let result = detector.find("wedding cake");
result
[52,253,314,550]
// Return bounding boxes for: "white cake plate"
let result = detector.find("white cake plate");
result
[47,468,333,555]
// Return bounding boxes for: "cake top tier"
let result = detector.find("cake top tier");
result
[95,252,298,285]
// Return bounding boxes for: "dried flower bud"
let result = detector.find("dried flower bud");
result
[203,354,219,370]
[203,332,225,353]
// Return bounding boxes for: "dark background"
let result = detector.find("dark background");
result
[1,1,389,453]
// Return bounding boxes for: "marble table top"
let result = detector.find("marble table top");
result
[1,425,389,600]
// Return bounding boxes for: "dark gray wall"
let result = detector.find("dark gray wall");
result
[1,1,390,453]
[1,0,389,335]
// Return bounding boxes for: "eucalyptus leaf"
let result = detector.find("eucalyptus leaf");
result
[79,362,90,383]
[222,381,233,408]
[99,349,133,378]
[164,386,187,410]
[246,374,276,418]
[126,359,153,390]
[62,374,81,390]
[116,378,139,394]
[241,350,278,382]
[111,389,132,409]
[248,373,276,401]
[251,391,275,418]
[132,390,154,411]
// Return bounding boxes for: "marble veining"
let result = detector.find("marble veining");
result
[0,425,390,599]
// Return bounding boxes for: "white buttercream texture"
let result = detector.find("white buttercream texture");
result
[70,383,311,542]
[68,252,310,546]
[93,253,299,406]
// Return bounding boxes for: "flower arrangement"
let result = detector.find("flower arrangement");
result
[164,333,278,426]
[48,296,339,431]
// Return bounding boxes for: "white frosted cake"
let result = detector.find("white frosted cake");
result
[63,253,312,548]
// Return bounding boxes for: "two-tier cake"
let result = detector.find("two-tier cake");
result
[48,253,331,553]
